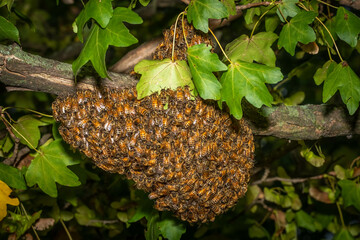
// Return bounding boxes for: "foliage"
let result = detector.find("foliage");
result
[0,0,359,239]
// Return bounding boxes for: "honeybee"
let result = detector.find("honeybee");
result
[125,119,135,132]
[146,167,156,175]
[151,96,159,110]
[166,171,175,181]
[161,117,169,128]
[92,120,101,129]
[137,106,148,116]
[94,99,105,113]
[139,128,148,140]
[124,103,135,115]
[181,185,192,193]
[166,184,178,192]
[161,141,171,151]
[176,88,184,101]
[184,103,192,115]
[184,120,192,128]
[75,108,87,119]
[163,152,171,165]
[211,194,222,205]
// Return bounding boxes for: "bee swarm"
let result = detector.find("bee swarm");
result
[53,87,254,223]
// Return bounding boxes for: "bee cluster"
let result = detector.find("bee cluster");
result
[153,18,213,61]
[52,87,254,223]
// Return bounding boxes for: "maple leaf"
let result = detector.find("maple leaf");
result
[0,163,26,190]
[0,16,20,44]
[0,180,19,221]
[187,44,227,100]
[73,7,143,78]
[221,0,236,16]
[134,59,194,99]
[338,180,360,211]
[25,139,81,197]
[13,115,52,149]
[225,32,278,67]
[322,62,360,115]
[187,0,228,33]
[220,61,283,119]
[334,7,360,47]
[74,0,113,42]
[276,0,300,22]
[278,11,317,56]
[313,60,337,85]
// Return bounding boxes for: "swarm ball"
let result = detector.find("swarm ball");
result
[52,86,254,223]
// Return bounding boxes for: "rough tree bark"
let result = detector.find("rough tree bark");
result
[0,44,359,140]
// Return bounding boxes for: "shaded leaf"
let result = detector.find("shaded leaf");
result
[300,147,325,167]
[276,0,300,22]
[13,115,51,148]
[0,180,20,221]
[334,7,360,47]
[0,16,19,43]
[225,31,278,67]
[135,59,194,99]
[145,214,160,240]
[187,44,227,100]
[75,205,102,227]
[248,224,270,239]
[74,0,113,42]
[139,0,151,6]
[244,0,261,24]
[338,179,360,211]
[220,61,283,119]
[158,213,186,240]
[278,11,317,56]
[187,0,228,33]
[25,139,81,197]
[313,60,337,85]
[295,210,316,232]
[73,7,143,78]
[6,210,41,237]
[265,16,280,32]
[333,228,355,240]
[0,163,26,190]
[221,0,236,16]
[322,62,360,115]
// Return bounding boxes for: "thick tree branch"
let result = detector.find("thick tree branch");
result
[0,44,359,140]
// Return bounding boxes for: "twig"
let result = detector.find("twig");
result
[1,106,20,165]
[251,174,326,185]
[180,0,190,4]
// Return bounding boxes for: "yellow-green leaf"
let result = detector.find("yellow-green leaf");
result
[135,59,194,99]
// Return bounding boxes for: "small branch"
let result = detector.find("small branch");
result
[1,106,20,165]
[251,174,328,185]
[1,44,359,140]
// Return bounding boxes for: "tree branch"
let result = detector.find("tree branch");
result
[0,44,359,140]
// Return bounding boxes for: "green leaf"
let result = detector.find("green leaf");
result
[295,210,317,232]
[75,205,103,227]
[225,32,278,67]
[221,0,236,16]
[278,11,317,56]
[322,18,337,47]
[333,228,355,240]
[145,214,161,240]
[158,214,186,240]
[8,211,41,237]
[334,7,360,47]
[0,16,19,44]
[74,0,113,42]
[265,16,280,32]
[187,0,228,33]
[128,198,155,222]
[248,224,270,239]
[135,59,194,99]
[338,179,360,211]
[244,0,261,24]
[13,115,50,148]
[300,147,325,167]
[322,62,360,115]
[313,60,337,85]
[25,139,81,197]
[73,7,143,78]
[139,0,151,6]
[220,61,283,119]
[276,0,300,22]
[0,163,26,190]
[187,44,227,100]
[2,136,13,153]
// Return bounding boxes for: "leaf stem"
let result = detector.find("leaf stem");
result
[208,28,232,64]
[297,2,343,62]
[172,12,184,62]
[60,218,73,240]
[336,201,346,228]
[181,13,189,49]
[316,0,338,9]
[276,6,289,23]
[1,113,40,153]
[327,47,333,61]
[2,106,53,118]
[250,6,274,39]
[20,203,41,240]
